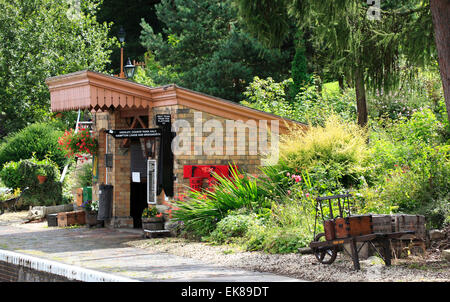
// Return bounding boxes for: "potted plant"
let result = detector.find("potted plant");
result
[141,207,164,230]
[81,200,102,227]
[36,167,47,184]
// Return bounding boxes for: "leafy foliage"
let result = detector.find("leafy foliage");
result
[171,167,271,238]
[0,0,116,137]
[278,115,371,192]
[0,121,69,170]
[236,0,436,126]
[74,162,93,188]
[241,76,357,125]
[290,31,311,98]
[0,156,65,206]
[139,0,293,102]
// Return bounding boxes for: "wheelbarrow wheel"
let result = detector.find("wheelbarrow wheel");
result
[313,233,338,265]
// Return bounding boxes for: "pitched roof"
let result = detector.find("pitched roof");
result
[46,70,306,132]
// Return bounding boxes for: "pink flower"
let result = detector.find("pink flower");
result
[286,172,290,177]
[306,193,310,198]
[287,190,291,195]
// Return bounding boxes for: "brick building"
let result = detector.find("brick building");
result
[46,70,304,228]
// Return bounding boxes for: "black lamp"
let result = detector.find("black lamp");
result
[124,58,136,79]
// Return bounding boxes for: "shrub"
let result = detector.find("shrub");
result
[361,144,450,228]
[172,167,272,238]
[293,82,356,126]
[0,121,69,170]
[367,108,450,228]
[0,155,65,207]
[208,213,261,243]
[242,196,315,253]
[241,76,357,126]
[74,162,93,188]
[0,161,23,189]
[241,76,296,119]
[277,115,371,193]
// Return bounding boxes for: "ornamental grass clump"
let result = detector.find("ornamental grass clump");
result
[278,115,371,192]
[171,167,271,238]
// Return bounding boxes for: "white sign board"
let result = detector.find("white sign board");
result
[132,172,140,183]
[147,159,157,204]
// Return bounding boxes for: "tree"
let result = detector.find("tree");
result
[236,0,436,127]
[96,0,163,74]
[0,0,116,137]
[139,0,294,102]
[430,0,450,122]
[289,30,311,99]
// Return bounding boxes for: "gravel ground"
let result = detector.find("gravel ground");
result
[1,211,448,282]
[125,237,450,282]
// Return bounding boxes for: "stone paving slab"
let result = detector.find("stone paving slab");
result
[0,221,303,282]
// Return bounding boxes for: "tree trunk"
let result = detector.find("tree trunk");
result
[430,0,450,122]
[354,67,368,127]
[338,75,345,92]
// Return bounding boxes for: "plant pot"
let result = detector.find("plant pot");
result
[85,211,102,227]
[37,175,47,184]
[142,216,164,231]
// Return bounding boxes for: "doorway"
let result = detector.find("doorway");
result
[130,140,149,228]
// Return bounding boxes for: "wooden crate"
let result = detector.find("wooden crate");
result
[335,215,373,238]
[57,210,86,227]
[372,214,392,234]
[391,214,426,239]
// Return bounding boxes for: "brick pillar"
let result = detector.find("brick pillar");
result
[109,111,132,228]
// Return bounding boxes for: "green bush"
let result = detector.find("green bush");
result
[243,196,316,253]
[75,162,93,188]
[241,76,296,119]
[373,146,449,228]
[367,108,450,228]
[172,167,271,238]
[0,156,65,207]
[208,213,261,243]
[277,115,371,193]
[0,161,23,189]
[241,76,357,126]
[293,81,356,126]
[0,121,69,170]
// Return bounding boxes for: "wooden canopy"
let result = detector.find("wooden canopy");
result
[46,70,305,132]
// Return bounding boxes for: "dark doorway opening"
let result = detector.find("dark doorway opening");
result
[130,140,148,228]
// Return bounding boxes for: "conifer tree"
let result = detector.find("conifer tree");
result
[236,0,437,127]
[139,0,294,102]
[290,30,310,99]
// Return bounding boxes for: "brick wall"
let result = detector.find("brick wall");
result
[91,104,278,225]
[0,260,76,282]
[0,250,137,282]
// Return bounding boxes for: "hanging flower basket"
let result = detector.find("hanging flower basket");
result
[58,127,98,162]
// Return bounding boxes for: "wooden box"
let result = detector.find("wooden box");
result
[391,214,426,239]
[57,210,86,227]
[372,214,393,234]
[323,219,336,241]
[335,215,373,238]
